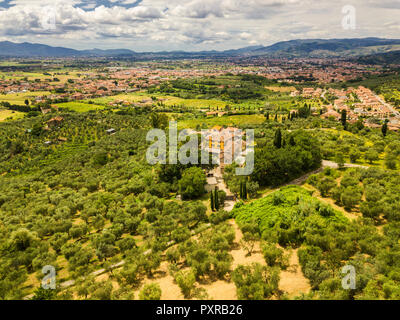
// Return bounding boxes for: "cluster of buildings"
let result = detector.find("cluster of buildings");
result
[0,57,388,108]
[230,58,381,83]
[318,86,400,130]
[0,65,225,104]
[299,87,323,98]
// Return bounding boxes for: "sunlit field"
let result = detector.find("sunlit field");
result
[55,102,106,112]
[84,93,228,109]
[0,91,52,105]
[0,109,24,121]
[177,114,266,129]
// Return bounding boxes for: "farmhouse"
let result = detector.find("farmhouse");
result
[47,116,64,127]
[321,109,341,121]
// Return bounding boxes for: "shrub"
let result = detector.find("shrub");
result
[261,242,288,269]
[232,263,280,300]
[139,283,162,300]
[174,269,196,298]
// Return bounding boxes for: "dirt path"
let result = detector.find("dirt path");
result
[210,166,237,212]
[322,160,369,170]
[279,248,311,298]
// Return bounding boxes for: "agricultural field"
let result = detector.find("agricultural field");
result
[0,109,24,121]
[0,71,82,84]
[0,91,52,105]
[265,86,296,93]
[55,102,106,113]
[85,93,228,110]
[177,114,266,129]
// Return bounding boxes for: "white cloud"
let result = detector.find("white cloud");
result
[0,0,398,50]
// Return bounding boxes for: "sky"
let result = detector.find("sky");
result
[0,0,399,51]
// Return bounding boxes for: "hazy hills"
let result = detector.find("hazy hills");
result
[1,38,400,61]
[0,41,80,57]
[357,50,400,65]
[248,38,400,58]
[0,41,139,57]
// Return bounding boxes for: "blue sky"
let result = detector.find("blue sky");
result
[0,0,398,51]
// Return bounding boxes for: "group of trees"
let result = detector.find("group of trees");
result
[224,129,320,197]
[309,166,400,222]
[315,125,400,170]
[179,167,206,200]
[149,74,287,103]
[251,130,322,187]
[3,68,400,300]
[0,110,216,299]
[163,222,236,299]
[0,101,40,113]
[210,189,226,211]
[232,263,280,300]
[232,182,400,299]
[223,167,260,200]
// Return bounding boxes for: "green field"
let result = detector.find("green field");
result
[0,91,52,105]
[0,109,24,121]
[85,92,228,110]
[0,70,81,81]
[56,102,106,112]
[177,114,266,129]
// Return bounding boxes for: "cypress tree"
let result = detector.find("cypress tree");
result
[382,120,388,137]
[239,181,243,199]
[289,135,296,146]
[341,110,347,129]
[214,189,219,210]
[243,182,247,200]
[210,192,215,211]
[274,128,282,149]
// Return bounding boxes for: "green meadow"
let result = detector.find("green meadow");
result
[177,114,266,129]
[0,91,52,105]
[56,102,106,112]
[85,92,228,110]
[0,109,24,121]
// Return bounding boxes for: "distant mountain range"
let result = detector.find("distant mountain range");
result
[247,38,400,58]
[0,41,137,57]
[1,38,400,61]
